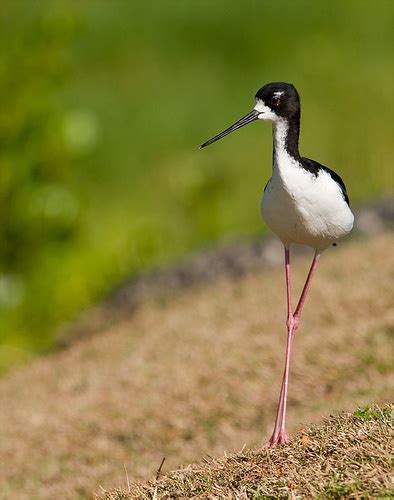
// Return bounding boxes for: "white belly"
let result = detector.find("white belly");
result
[261,165,354,251]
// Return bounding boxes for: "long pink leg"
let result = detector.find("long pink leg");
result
[269,246,292,445]
[269,250,321,446]
[292,252,320,330]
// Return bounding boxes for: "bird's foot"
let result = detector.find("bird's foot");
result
[268,431,290,446]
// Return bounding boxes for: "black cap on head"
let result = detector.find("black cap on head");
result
[255,82,300,119]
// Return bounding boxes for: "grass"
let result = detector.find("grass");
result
[353,405,391,422]
[98,404,392,499]
[1,0,394,370]
[0,234,392,498]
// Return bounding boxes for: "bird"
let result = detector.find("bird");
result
[200,82,354,446]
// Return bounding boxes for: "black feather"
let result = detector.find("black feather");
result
[301,157,350,206]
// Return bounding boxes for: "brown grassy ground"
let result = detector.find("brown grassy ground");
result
[0,234,393,499]
[99,404,392,499]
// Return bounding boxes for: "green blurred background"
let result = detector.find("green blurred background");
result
[0,0,393,372]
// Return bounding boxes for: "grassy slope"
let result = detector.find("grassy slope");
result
[100,405,392,499]
[0,234,392,498]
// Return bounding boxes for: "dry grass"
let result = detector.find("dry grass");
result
[0,234,393,498]
[99,404,392,499]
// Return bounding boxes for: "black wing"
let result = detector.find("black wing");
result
[301,157,350,206]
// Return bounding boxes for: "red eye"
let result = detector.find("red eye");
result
[272,97,281,106]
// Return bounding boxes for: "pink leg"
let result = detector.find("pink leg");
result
[276,328,294,443]
[269,250,321,446]
[269,246,292,445]
[292,252,320,331]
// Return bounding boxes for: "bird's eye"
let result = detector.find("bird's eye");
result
[272,97,281,106]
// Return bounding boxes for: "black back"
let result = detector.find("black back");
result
[301,157,350,205]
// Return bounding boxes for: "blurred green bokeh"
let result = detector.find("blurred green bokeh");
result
[0,1,393,371]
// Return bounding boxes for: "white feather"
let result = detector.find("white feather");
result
[254,100,278,122]
[261,120,354,251]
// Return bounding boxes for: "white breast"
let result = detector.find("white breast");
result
[261,152,354,251]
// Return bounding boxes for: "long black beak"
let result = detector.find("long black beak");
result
[199,109,259,149]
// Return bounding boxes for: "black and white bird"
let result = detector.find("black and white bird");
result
[200,82,354,445]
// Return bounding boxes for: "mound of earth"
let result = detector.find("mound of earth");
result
[99,405,392,499]
[0,233,392,498]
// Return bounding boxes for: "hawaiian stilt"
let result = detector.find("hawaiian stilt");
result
[200,82,354,445]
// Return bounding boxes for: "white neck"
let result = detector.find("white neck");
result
[272,119,289,158]
[270,118,301,180]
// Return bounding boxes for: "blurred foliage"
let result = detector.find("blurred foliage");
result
[0,0,393,372]
[0,5,85,368]
[0,12,79,274]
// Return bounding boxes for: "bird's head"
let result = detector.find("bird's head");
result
[200,82,300,148]
[254,82,300,122]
